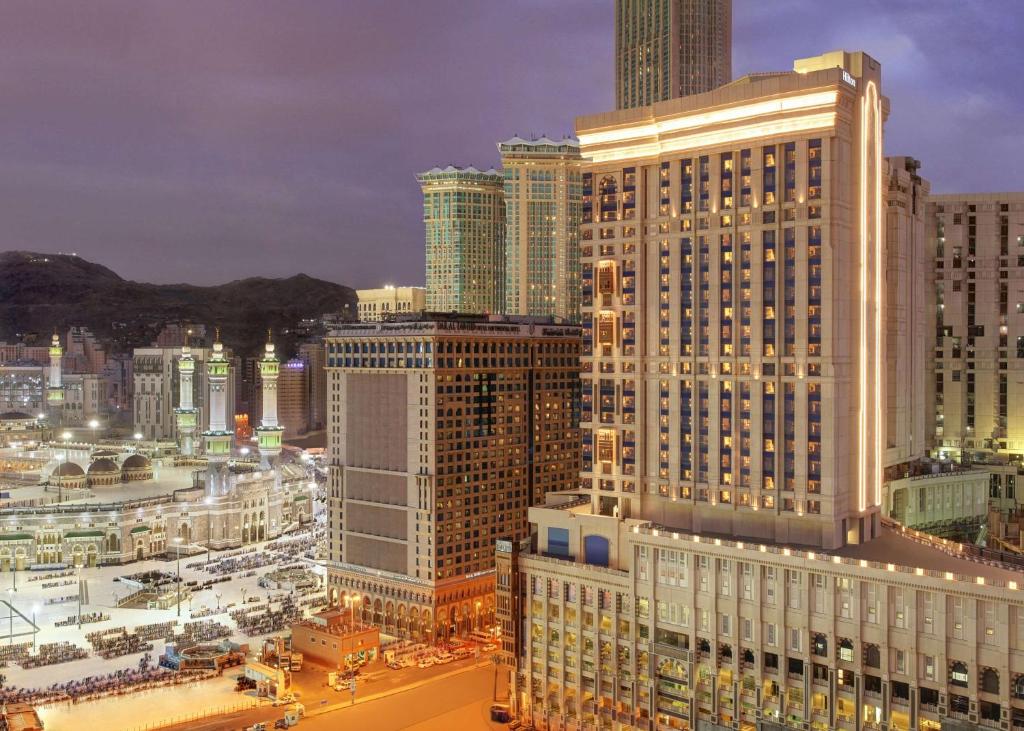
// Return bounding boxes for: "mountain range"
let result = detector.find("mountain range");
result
[0,251,356,356]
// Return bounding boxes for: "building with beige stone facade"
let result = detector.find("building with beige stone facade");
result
[493,50,1024,731]
[577,50,887,550]
[615,0,732,110]
[324,314,581,640]
[356,286,426,322]
[930,192,1024,462]
[499,494,1024,731]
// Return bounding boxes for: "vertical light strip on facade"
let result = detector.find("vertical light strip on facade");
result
[870,81,883,508]
[858,87,869,513]
[858,79,883,513]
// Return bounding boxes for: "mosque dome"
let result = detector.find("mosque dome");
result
[53,461,85,477]
[121,454,151,470]
[87,458,119,474]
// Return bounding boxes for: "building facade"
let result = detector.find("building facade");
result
[500,137,584,323]
[884,157,934,477]
[298,341,326,432]
[930,193,1024,461]
[419,166,506,315]
[577,51,887,550]
[356,286,427,322]
[500,495,1024,731]
[615,0,732,110]
[324,315,581,640]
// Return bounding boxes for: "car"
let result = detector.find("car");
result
[490,704,511,723]
[435,653,454,664]
[417,658,434,669]
[272,693,296,706]
[246,724,267,731]
[386,661,403,670]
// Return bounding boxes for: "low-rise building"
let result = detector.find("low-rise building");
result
[291,609,380,669]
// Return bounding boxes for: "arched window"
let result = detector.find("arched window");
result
[950,661,969,688]
[981,667,999,694]
[865,644,880,668]
[838,638,854,662]
[1013,675,1024,700]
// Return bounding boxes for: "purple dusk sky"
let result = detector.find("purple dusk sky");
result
[0,1,1020,288]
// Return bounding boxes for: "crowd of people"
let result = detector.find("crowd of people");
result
[18,641,89,669]
[86,620,178,658]
[54,612,109,627]
[0,653,219,706]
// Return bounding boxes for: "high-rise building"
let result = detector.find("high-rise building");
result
[884,157,934,479]
[356,286,426,322]
[419,166,505,314]
[298,341,327,432]
[497,51,1024,731]
[499,137,584,322]
[615,0,732,110]
[324,314,581,640]
[930,193,1024,461]
[277,358,309,438]
[578,50,886,550]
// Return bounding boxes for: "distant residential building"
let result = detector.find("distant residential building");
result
[62,373,102,426]
[356,286,426,322]
[154,323,206,348]
[930,192,1024,461]
[499,137,583,322]
[299,341,326,431]
[324,314,581,640]
[418,166,505,314]
[65,326,106,374]
[615,0,732,109]
[278,359,309,438]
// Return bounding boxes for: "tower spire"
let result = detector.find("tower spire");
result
[256,333,284,468]
[175,338,197,456]
[201,333,232,494]
[46,330,64,423]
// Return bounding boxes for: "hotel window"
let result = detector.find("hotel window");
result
[952,596,965,639]
[597,430,616,465]
[783,142,796,202]
[762,147,776,205]
[807,138,822,199]
[597,262,616,295]
[865,584,879,624]
[597,313,615,347]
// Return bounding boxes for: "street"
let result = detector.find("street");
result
[155,655,508,731]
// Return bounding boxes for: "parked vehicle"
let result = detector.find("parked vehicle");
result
[417,658,434,669]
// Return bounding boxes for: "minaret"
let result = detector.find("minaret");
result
[46,331,64,422]
[174,340,198,456]
[202,331,232,493]
[256,333,285,468]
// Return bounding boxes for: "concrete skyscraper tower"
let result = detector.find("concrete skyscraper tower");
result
[615,0,732,109]
[499,137,584,322]
[418,166,505,314]
[46,332,64,421]
[174,342,198,456]
[255,336,284,468]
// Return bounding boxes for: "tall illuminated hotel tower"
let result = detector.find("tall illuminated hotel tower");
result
[175,342,198,456]
[579,50,886,549]
[498,51,1024,731]
[256,337,284,468]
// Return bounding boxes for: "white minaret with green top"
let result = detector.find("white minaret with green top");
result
[47,332,64,421]
[256,335,284,468]
[202,334,233,465]
[175,341,198,456]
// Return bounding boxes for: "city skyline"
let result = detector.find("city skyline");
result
[0,1,1020,288]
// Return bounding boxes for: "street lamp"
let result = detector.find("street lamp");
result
[215,592,222,611]
[173,537,183,617]
[31,603,39,652]
[87,419,99,430]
